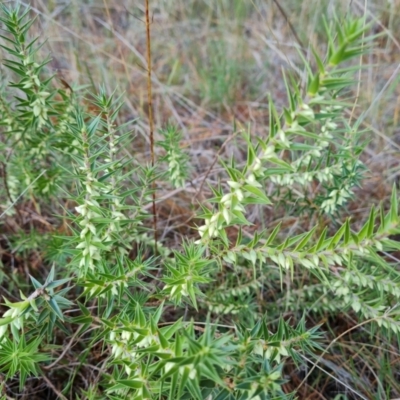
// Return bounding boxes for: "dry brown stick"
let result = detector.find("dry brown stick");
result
[145,0,158,255]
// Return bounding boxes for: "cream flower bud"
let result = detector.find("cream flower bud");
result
[227,180,241,189]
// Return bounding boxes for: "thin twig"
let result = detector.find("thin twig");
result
[1,160,23,222]
[40,371,68,400]
[271,0,305,51]
[299,353,368,400]
[145,0,158,255]
[42,328,81,370]
[0,169,46,219]
[297,315,389,391]
[192,130,240,203]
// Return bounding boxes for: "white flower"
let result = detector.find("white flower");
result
[246,173,262,187]
[198,225,207,237]
[222,208,231,224]
[220,193,232,205]
[227,180,241,189]
[253,157,261,171]
[75,204,87,216]
[121,330,132,341]
[235,189,244,202]
[262,145,275,159]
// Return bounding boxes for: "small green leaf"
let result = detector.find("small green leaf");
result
[29,275,42,290]
[315,227,328,252]
[328,220,347,249]
[45,265,55,285]
[344,219,350,245]
[87,115,101,137]
[308,73,320,95]
[48,298,64,321]
[269,95,281,135]
[378,202,386,232]
[367,205,376,238]
[136,303,146,327]
[243,185,272,204]
[266,222,282,246]
[245,134,256,166]
[268,157,294,170]
[0,316,13,327]
[390,184,398,224]
[114,379,143,389]
[312,47,325,74]
[294,226,317,251]
[283,107,293,124]
[46,278,71,290]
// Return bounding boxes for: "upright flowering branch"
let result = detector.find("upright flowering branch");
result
[198,18,372,244]
[0,5,69,199]
[158,124,189,188]
[0,4,53,133]
[74,119,104,274]
[92,88,127,255]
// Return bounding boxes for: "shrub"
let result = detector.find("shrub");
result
[0,3,399,399]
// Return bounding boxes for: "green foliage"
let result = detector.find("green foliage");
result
[0,335,50,391]
[158,124,189,188]
[0,4,399,399]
